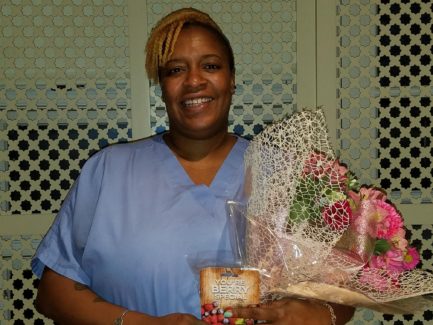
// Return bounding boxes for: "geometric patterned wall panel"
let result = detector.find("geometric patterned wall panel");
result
[146,0,298,139]
[377,0,432,204]
[338,0,433,204]
[0,235,53,325]
[337,0,382,187]
[1,1,432,324]
[0,0,132,215]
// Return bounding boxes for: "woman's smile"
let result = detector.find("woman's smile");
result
[182,96,213,108]
[182,97,213,107]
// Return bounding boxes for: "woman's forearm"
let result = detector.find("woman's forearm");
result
[35,268,204,324]
[35,267,147,324]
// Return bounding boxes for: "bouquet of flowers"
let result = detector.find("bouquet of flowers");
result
[227,108,433,314]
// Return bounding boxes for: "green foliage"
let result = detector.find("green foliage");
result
[374,239,391,255]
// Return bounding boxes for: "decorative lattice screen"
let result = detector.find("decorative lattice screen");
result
[0,0,132,215]
[1,0,432,324]
[338,0,433,205]
[337,0,382,187]
[376,0,432,204]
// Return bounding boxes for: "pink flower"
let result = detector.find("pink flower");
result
[368,254,387,269]
[390,228,408,251]
[329,159,348,187]
[351,200,403,240]
[347,190,361,210]
[354,199,403,239]
[373,201,403,239]
[369,249,405,273]
[348,187,387,211]
[403,247,420,270]
[359,187,387,201]
[384,249,405,273]
[322,200,352,231]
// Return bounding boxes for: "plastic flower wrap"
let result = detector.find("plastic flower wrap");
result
[228,108,433,314]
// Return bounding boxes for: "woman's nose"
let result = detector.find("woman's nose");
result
[183,68,206,89]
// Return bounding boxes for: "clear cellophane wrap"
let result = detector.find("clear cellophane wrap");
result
[231,108,433,314]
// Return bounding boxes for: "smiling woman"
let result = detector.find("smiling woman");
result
[31,7,249,325]
[30,7,353,325]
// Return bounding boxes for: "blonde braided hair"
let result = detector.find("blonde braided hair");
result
[145,7,234,84]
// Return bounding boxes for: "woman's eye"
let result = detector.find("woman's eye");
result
[165,67,182,76]
[204,64,220,70]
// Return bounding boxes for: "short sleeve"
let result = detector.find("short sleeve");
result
[31,151,106,284]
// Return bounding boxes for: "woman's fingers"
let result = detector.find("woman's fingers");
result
[232,306,279,323]
[232,298,336,325]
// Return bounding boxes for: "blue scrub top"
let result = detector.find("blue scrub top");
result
[32,134,249,317]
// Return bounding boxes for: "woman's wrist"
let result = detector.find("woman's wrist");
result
[114,309,129,325]
[320,302,337,325]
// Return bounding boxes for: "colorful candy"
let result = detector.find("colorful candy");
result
[201,301,253,325]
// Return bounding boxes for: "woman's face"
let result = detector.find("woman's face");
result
[160,25,235,140]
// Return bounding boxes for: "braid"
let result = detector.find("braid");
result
[145,8,230,84]
[163,23,183,65]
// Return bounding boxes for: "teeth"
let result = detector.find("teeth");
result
[183,97,212,107]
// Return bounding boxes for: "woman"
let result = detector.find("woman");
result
[32,8,354,324]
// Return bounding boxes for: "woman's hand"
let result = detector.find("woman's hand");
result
[232,298,353,325]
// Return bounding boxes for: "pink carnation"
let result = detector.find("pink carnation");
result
[371,200,403,239]
[368,254,387,270]
[403,247,420,270]
[369,249,405,273]
[390,228,408,251]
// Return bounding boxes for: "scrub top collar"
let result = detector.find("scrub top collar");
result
[153,133,245,198]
